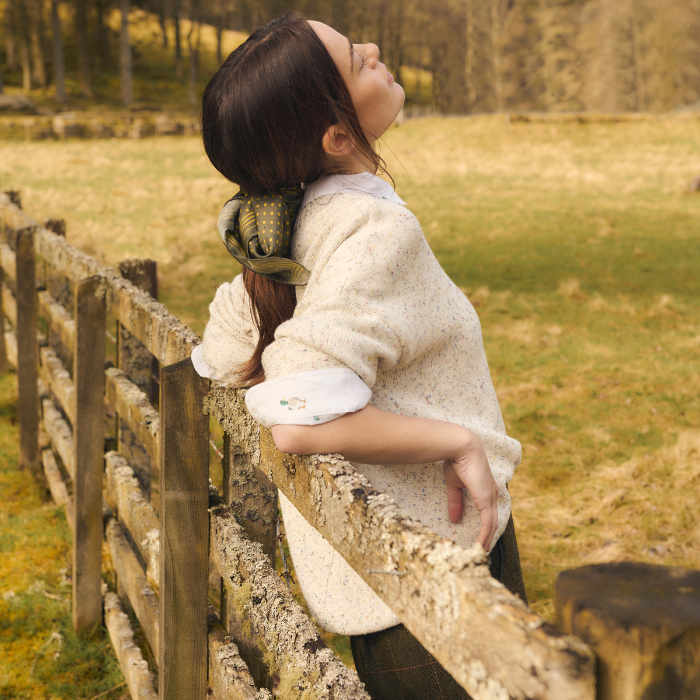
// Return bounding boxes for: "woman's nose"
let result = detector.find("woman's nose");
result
[364,43,380,67]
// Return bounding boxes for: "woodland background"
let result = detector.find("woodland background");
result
[2,0,700,114]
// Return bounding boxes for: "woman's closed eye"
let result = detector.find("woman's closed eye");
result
[358,52,366,71]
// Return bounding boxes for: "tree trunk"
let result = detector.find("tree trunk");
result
[187,0,201,106]
[74,0,92,97]
[5,0,17,71]
[29,0,47,87]
[629,0,643,111]
[18,0,32,92]
[216,16,223,64]
[160,0,169,47]
[51,0,68,104]
[490,0,503,112]
[465,0,475,110]
[120,0,134,105]
[174,0,183,80]
[94,0,113,74]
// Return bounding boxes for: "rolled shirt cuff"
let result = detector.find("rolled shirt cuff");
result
[191,344,219,380]
[244,368,371,427]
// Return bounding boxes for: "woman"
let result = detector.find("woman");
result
[193,12,527,700]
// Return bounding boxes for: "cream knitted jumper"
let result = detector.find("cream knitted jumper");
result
[197,174,521,635]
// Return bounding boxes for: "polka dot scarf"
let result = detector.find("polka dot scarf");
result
[217,185,310,285]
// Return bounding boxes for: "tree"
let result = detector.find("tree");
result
[120,0,134,104]
[28,0,47,88]
[74,0,93,97]
[187,0,202,104]
[51,0,68,104]
[537,0,582,111]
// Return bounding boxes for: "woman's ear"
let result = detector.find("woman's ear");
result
[322,124,354,158]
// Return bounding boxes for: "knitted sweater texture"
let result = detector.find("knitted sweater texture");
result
[201,191,521,635]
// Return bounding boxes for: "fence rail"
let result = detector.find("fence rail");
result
[2,190,698,700]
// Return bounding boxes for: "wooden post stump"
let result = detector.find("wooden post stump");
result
[72,276,107,631]
[220,433,277,691]
[16,228,39,472]
[555,562,700,700]
[0,264,7,374]
[158,358,209,700]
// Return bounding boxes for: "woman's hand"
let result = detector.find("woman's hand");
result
[271,406,500,550]
[443,437,499,552]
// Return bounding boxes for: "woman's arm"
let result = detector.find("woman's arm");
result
[271,406,500,551]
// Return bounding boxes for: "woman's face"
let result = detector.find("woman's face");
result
[310,21,405,144]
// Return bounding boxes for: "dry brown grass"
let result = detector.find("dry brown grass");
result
[1,115,699,629]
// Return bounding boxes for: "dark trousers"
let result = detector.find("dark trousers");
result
[350,515,527,700]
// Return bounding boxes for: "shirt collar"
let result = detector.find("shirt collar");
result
[302,172,406,209]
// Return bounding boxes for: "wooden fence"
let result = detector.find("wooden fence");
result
[1,190,698,700]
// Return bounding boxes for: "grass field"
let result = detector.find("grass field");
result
[1,114,699,695]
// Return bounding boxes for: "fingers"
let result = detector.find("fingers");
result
[447,482,463,523]
[443,462,464,523]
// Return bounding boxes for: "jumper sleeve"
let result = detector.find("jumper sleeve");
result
[245,201,433,426]
[197,274,258,386]
[244,368,371,427]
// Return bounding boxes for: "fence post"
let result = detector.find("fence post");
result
[116,259,159,506]
[220,433,276,691]
[0,264,6,374]
[555,562,700,700]
[158,358,209,700]
[16,227,39,472]
[72,276,107,631]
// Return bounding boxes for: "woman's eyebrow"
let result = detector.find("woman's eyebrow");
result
[348,38,354,74]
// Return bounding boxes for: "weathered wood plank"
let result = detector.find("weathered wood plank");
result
[2,284,16,328]
[0,269,6,374]
[210,506,370,700]
[16,228,39,472]
[158,359,209,700]
[205,387,596,700]
[117,259,159,401]
[111,282,199,366]
[105,518,160,657]
[42,447,74,527]
[0,242,16,282]
[72,276,106,632]
[42,398,75,480]
[104,591,158,700]
[37,290,75,356]
[104,451,160,589]
[106,368,160,467]
[5,330,17,370]
[3,198,198,365]
[207,606,268,700]
[220,434,277,691]
[556,563,700,700]
[39,347,75,425]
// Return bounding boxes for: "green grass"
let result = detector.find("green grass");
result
[1,114,699,681]
[0,373,126,700]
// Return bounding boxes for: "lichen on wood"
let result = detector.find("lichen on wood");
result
[105,368,160,467]
[1,283,17,327]
[41,447,74,526]
[208,606,271,700]
[39,347,75,425]
[104,451,160,589]
[104,591,158,700]
[0,242,16,282]
[210,505,370,700]
[4,329,17,369]
[206,386,595,700]
[105,518,159,657]
[41,397,75,480]
[204,386,260,467]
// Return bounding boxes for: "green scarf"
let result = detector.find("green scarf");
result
[217,185,311,286]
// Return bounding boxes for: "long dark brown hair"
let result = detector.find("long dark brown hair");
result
[202,12,385,385]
